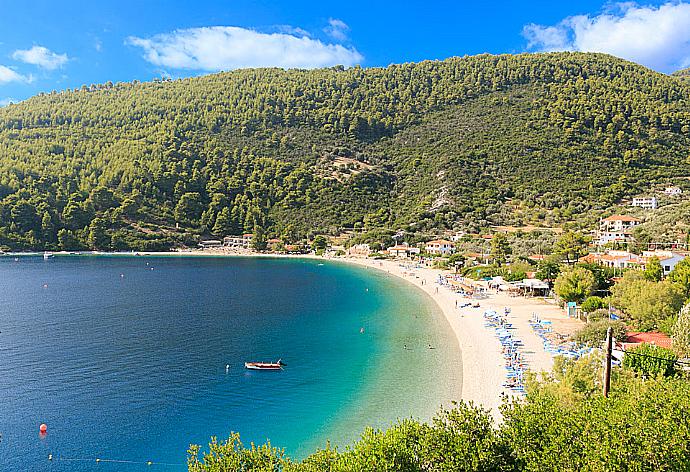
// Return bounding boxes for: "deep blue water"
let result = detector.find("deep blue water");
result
[0,255,461,471]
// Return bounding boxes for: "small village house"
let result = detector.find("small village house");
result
[580,249,686,276]
[620,332,672,351]
[347,244,372,257]
[665,186,682,196]
[387,243,421,258]
[597,215,641,244]
[425,239,456,256]
[642,250,686,276]
[631,197,657,210]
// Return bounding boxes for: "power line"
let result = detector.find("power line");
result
[618,348,690,366]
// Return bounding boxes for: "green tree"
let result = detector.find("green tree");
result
[644,256,664,282]
[553,231,588,264]
[573,319,627,347]
[669,257,690,301]
[87,217,110,250]
[312,235,328,251]
[623,344,677,377]
[252,226,268,251]
[610,271,683,331]
[212,207,232,237]
[580,295,607,314]
[174,192,203,225]
[535,256,561,282]
[57,228,82,250]
[553,266,595,303]
[490,233,511,266]
[89,186,117,211]
[672,303,690,358]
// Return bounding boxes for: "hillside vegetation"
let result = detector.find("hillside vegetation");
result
[1,52,690,250]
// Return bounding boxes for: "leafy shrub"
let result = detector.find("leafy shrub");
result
[581,296,607,314]
[623,343,678,377]
[572,320,627,347]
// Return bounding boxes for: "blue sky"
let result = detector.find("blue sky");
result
[2,0,690,105]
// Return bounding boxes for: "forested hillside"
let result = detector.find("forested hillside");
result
[1,52,689,250]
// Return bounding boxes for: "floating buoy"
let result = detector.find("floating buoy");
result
[39,423,47,433]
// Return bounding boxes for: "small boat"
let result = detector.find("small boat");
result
[43,252,54,260]
[244,359,285,370]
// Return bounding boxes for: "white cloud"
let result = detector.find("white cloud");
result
[12,45,69,70]
[523,2,690,72]
[126,26,363,71]
[0,65,28,84]
[324,18,350,41]
[0,97,17,107]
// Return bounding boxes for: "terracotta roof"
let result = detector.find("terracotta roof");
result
[624,331,672,350]
[426,239,454,245]
[602,215,641,222]
[580,254,601,263]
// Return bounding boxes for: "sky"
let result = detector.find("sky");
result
[2,0,690,105]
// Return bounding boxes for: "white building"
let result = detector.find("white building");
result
[665,187,682,196]
[199,240,223,248]
[450,232,466,242]
[642,250,686,276]
[598,215,641,244]
[425,239,456,256]
[224,233,253,249]
[387,243,421,258]
[347,244,371,257]
[632,197,657,210]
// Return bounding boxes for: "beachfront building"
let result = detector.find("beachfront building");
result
[425,239,456,256]
[597,215,641,244]
[580,249,686,276]
[199,240,223,249]
[224,233,254,249]
[631,197,657,210]
[665,186,682,196]
[580,250,644,270]
[387,243,421,258]
[347,244,371,257]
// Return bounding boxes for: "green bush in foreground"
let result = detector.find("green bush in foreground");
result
[622,343,678,377]
[188,355,690,471]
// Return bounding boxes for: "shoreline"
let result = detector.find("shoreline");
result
[12,249,581,417]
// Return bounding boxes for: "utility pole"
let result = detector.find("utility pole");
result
[603,327,613,397]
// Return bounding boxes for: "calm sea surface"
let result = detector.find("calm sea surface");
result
[0,255,461,471]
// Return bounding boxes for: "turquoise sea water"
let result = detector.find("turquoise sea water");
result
[0,256,461,471]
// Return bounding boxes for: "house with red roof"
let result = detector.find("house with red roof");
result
[597,215,641,245]
[621,331,673,350]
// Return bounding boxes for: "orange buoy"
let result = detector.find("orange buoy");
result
[39,423,47,433]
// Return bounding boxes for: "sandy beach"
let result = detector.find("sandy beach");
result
[339,256,582,416]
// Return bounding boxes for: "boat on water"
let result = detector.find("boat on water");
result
[43,252,54,260]
[244,359,285,370]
